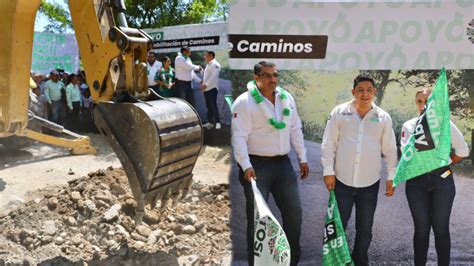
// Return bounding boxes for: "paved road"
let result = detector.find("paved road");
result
[229,141,474,265]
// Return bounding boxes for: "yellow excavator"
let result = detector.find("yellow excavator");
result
[0,0,203,223]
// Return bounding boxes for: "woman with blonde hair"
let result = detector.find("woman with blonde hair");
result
[400,88,469,266]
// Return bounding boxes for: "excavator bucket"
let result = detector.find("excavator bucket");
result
[93,98,203,223]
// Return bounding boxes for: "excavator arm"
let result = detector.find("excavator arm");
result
[0,0,203,223]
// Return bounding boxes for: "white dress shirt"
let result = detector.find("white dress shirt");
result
[231,89,307,171]
[203,59,220,91]
[147,60,162,86]
[401,118,469,159]
[321,100,398,187]
[174,54,200,82]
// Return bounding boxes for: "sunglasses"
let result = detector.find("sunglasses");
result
[258,72,280,78]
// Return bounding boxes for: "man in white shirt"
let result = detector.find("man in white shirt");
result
[174,46,202,107]
[232,61,309,266]
[321,75,398,266]
[201,51,221,129]
[147,51,162,94]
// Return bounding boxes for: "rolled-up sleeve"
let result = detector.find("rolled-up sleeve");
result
[450,121,470,158]
[289,97,307,163]
[231,98,252,171]
[382,115,398,180]
[321,109,338,176]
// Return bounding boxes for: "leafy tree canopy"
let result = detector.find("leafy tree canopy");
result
[37,0,227,33]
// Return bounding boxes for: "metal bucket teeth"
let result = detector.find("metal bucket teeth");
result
[159,188,170,211]
[93,98,203,223]
[180,176,193,200]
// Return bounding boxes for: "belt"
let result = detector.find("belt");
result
[429,165,451,175]
[249,154,288,161]
[175,79,191,83]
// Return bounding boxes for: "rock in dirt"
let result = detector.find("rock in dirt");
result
[47,197,58,211]
[178,254,200,265]
[103,203,121,222]
[42,220,57,236]
[182,225,196,234]
[70,191,82,202]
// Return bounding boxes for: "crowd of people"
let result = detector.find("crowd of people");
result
[29,69,95,133]
[147,46,222,129]
[29,46,222,134]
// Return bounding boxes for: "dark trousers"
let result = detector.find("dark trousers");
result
[405,166,455,266]
[239,155,302,266]
[175,80,195,107]
[204,88,220,124]
[68,101,81,131]
[59,104,68,127]
[81,107,94,132]
[334,179,379,266]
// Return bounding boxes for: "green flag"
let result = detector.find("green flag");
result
[224,94,234,110]
[393,68,452,187]
[322,191,353,266]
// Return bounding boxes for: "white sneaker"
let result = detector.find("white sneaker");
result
[203,123,214,129]
[215,123,221,129]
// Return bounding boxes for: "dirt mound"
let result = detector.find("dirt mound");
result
[0,167,231,265]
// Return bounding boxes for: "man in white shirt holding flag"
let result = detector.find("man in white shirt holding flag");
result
[321,75,398,266]
[232,61,309,266]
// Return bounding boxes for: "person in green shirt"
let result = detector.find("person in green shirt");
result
[44,70,65,124]
[154,56,176,97]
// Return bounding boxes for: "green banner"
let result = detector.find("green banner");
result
[322,191,353,266]
[224,94,234,110]
[393,68,451,187]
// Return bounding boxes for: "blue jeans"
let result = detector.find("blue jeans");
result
[49,100,62,124]
[405,166,455,266]
[334,178,379,266]
[239,155,302,266]
[204,88,220,124]
[175,80,195,107]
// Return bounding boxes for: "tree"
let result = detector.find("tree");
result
[124,0,227,29]
[359,70,401,106]
[38,0,71,33]
[38,0,227,32]
[400,69,473,119]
